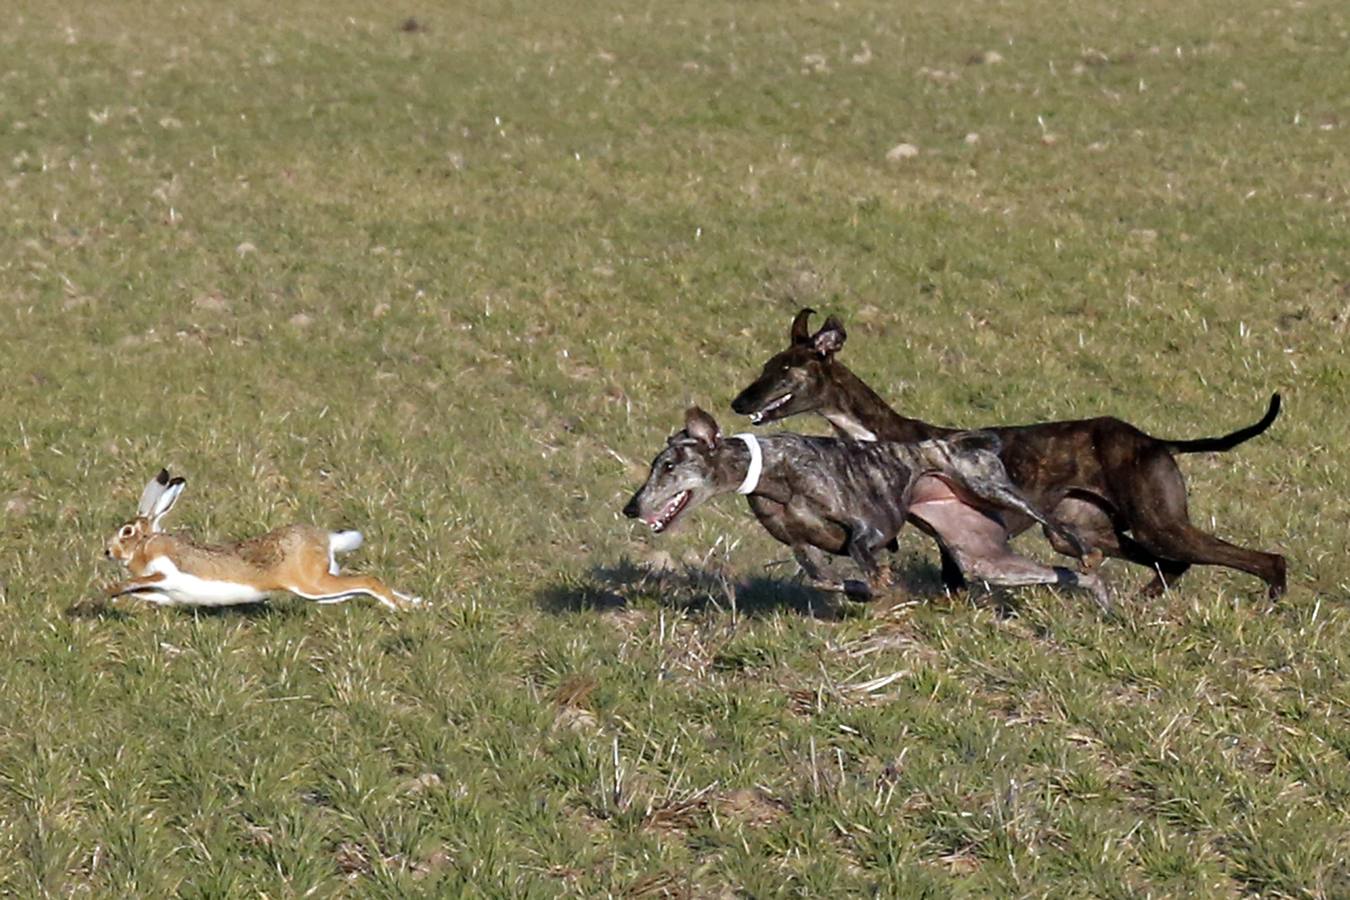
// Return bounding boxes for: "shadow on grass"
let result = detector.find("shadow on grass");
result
[65,598,136,621]
[65,597,302,621]
[537,557,856,621]
[534,550,1034,624]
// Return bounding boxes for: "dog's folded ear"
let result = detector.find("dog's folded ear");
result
[790,308,817,345]
[948,429,1002,455]
[684,406,721,449]
[812,316,847,357]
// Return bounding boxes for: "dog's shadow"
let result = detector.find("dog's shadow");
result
[539,557,888,622]
[537,559,841,620]
[537,550,1001,623]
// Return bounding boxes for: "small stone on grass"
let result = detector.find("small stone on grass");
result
[886,143,920,161]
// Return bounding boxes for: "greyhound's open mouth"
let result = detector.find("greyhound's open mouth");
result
[749,392,792,425]
[646,490,690,533]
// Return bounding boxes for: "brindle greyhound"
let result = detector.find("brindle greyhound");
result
[623,407,1110,611]
[730,309,1287,598]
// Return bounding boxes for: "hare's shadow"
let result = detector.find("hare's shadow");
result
[65,597,312,621]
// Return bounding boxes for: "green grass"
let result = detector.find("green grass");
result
[1,0,1347,894]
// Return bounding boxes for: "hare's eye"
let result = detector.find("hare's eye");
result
[120,525,134,538]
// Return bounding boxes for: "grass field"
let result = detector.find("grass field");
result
[1,0,1347,894]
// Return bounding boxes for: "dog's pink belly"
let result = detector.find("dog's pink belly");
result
[908,476,1012,559]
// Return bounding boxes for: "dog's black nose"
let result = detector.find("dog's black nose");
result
[622,496,640,519]
[730,391,752,414]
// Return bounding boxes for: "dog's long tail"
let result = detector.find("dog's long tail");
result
[1164,393,1281,454]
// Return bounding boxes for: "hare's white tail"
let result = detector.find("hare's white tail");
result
[327,531,364,574]
[329,530,364,554]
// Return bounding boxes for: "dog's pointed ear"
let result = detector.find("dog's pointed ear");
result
[684,406,721,449]
[790,308,816,345]
[811,315,847,357]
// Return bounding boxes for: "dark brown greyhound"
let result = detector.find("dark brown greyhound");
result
[730,309,1286,598]
[622,407,1109,610]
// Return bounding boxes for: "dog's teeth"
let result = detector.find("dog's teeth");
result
[750,393,792,423]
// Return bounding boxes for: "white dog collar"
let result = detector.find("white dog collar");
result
[731,433,763,495]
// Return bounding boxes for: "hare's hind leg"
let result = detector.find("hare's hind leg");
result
[299,531,422,609]
[289,573,420,611]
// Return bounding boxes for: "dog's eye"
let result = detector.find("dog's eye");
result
[661,459,676,473]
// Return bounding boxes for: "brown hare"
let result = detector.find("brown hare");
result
[104,469,420,610]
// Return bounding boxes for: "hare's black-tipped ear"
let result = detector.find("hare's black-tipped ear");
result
[138,470,170,517]
[149,476,187,530]
[684,406,721,449]
[790,308,816,345]
[812,315,846,357]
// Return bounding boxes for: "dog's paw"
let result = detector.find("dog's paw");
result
[842,579,874,602]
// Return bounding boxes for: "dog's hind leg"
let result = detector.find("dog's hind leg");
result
[1057,525,1190,599]
[1113,453,1286,598]
[912,492,1112,612]
[960,551,1112,613]
[1046,495,1193,596]
[968,479,1091,560]
[941,450,1096,562]
[1140,559,1191,597]
[1132,521,1284,598]
[938,548,966,591]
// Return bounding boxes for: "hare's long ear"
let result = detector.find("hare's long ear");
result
[137,469,171,518]
[149,476,187,531]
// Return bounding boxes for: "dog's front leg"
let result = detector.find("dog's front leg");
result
[937,546,967,592]
[843,522,893,601]
[791,545,847,592]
